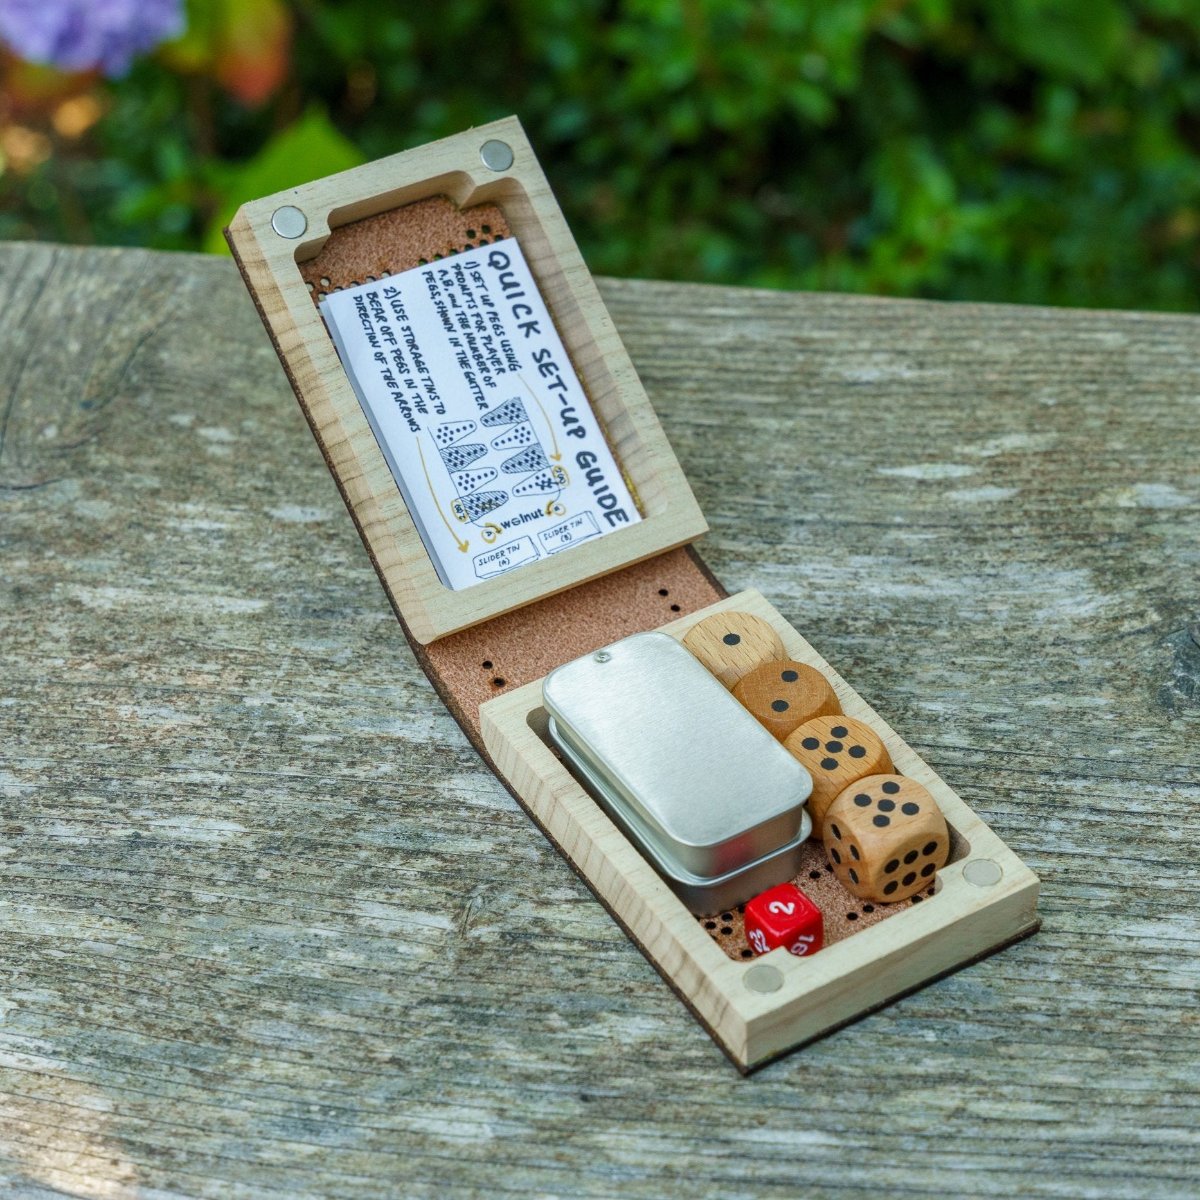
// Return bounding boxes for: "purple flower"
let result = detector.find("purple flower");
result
[0,0,185,77]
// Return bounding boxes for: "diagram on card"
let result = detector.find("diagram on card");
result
[434,389,569,545]
[318,237,640,590]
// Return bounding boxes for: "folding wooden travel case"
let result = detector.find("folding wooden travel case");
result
[227,116,1041,1071]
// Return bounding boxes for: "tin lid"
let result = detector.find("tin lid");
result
[542,632,812,879]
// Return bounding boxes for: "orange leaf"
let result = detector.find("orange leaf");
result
[0,51,97,116]
[213,0,292,107]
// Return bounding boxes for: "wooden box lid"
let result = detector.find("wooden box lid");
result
[225,116,706,644]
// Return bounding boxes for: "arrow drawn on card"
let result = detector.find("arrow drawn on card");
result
[517,373,562,462]
[416,438,470,552]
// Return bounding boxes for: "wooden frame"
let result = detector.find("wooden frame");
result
[226,116,707,644]
[480,590,1041,1071]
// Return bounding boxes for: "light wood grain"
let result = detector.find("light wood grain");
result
[680,609,786,687]
[824,775,951,903]
[226,116,706,644]
[732,660,841,740]
[785,713,895,837]
[1,241,1198,1195]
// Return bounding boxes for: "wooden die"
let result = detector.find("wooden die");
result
[681,610,786,688]
[733,660,841,741]
[823,775,949,903]
[784,714,892,837]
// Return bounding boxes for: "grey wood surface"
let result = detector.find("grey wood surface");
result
[1,242,1197,1199]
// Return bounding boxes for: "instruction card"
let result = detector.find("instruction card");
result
[319,238,640,589]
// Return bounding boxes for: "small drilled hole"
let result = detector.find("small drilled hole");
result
[720,913,732,921]
[704,920,716,929]
[911,894,922,904]
[740,949,753,958]
[720,926,733,936]
[658,588,669,597]
[466,228,477,238]
[862,904,875,913]
[492,677,506,688]
[736,904,744,914]
[847,912,859,921]
[809,870,820,880]
[670,604,681,612]
[481,224,492,234]
[482,660,493,669]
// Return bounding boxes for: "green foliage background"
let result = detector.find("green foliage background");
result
[4,0,1200,309]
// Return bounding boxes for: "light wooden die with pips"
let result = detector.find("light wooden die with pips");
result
[824,775,950,903]
[784,714,892,838]
[732,659,841,741]
[681,611,785,688]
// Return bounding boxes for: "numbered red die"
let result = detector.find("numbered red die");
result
[744,883,824,958]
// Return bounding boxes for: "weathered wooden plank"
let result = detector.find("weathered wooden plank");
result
[1,243,1198,1198]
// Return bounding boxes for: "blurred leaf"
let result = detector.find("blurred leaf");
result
[162,0,292,106]
[0,51,96,115]
[988,0,1131,86]
[202,105,362,252]
[213,0,292,106]
[161,0,232,71]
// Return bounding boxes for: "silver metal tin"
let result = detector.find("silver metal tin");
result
[542,632,812,912]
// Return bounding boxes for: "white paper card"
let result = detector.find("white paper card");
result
[319,238,640,590]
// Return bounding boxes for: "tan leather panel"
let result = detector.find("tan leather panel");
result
[300,195,512,298]
[701,841,936,960]
[425,545,725,738]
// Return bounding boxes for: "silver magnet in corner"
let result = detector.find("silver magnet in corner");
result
[963,859,1003,888]
[743,964,784,994]
[480,139,515,172]
[270,205,308,239]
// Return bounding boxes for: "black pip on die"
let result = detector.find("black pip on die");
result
[822,775,950,904]
[783,714,892,838]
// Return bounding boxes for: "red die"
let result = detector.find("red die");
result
[744,883,824,958]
